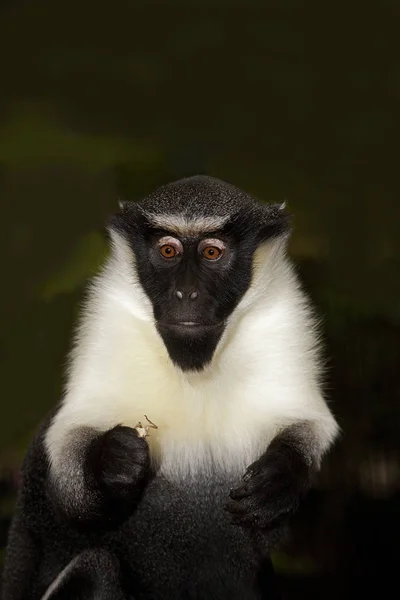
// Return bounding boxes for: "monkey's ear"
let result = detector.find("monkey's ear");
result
[107,201,150,239]
[257,202,292,242]
[116,197,134,212]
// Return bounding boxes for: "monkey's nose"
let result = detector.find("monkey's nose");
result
[175,290,199,301]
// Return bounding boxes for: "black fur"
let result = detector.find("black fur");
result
[87,425,150,522]
[38,549,126,600]
[2,417,285,600]
[110,176,290,371]
[46,425,150,526]
[112,176,290,228]
[225,424,314,542]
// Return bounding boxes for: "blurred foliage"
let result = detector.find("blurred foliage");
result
[0,106,161,169]
[40,231,108,302]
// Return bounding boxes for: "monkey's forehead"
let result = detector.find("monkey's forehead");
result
[137,175,258,218]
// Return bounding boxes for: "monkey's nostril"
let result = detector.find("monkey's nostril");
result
[175,290,183,300]
[189,291,198,301]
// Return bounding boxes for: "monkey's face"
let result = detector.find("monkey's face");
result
[131,226,257,371]
[110,176,290,371]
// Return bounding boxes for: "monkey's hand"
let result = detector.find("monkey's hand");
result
[87,425,150,517]
[225,437,311,543]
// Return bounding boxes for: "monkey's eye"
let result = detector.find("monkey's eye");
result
[202,246,222,260]
[160,245,177,258]
[199,239,225,261]
[158,236,183,259]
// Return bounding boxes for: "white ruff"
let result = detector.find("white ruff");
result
[45,233,338,482]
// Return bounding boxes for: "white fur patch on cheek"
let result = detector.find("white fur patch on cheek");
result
[100,230,154,321]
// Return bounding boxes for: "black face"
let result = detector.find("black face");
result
[130,225,255,370]
[110,176,290,371]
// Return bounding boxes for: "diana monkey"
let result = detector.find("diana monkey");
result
[2,176,339,600]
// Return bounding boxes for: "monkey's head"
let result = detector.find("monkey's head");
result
[109,176,290,371]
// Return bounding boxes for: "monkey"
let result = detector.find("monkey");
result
[2,175,339,600]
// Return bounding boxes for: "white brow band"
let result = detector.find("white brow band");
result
[143,213,229,236]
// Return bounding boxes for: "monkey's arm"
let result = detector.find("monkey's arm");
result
[226,420,335,544]
[2,418,134,600]
[2,417,54,600]
[47,422,150,523]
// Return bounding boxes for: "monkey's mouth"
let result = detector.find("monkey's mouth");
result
[156,320,226,371]
[157,318,225,338]
[160,321,223,331]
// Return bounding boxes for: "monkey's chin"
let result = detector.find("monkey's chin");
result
[156,321,225,372]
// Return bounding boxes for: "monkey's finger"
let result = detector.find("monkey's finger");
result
[236,510,261,526]
[224,500,247,515]
[229,486,251,500]
[230,510,259,527]
[242,466,261,482]
[243,457,264,480]
[231,516,254,527]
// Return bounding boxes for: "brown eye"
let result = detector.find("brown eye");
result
[160,244,177,258]
[202,246,222,261]
[199,238,225,261]
[157,236,183,259]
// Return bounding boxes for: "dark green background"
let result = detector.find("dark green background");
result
[1,1,399,598]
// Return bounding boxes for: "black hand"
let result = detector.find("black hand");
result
[226,439,311,531]
[87,425,150,517]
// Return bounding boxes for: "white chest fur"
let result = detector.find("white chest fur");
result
[45,240,337,482]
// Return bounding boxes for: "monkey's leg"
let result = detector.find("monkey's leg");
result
[40,548,126,600]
